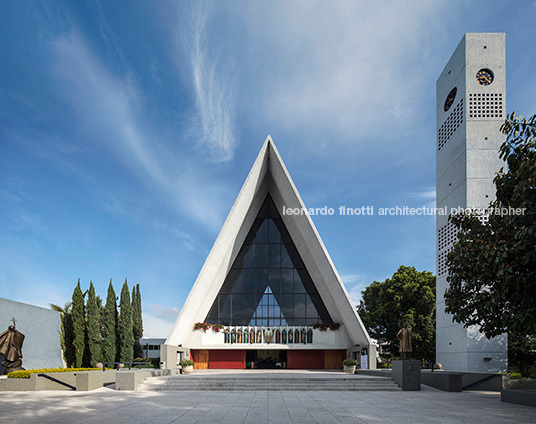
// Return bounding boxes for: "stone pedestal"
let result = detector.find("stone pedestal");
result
[392,360,421,391]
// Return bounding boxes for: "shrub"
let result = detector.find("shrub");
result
[179,359,195,367]
[342,359,357,366]
[7,367,103,379]
[509,372,530,380]
[133,357,155,368]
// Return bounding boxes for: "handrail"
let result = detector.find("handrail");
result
[462,373,499,390]
[37,373,76,390]
[101,361,151,371]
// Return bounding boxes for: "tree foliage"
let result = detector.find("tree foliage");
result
[102,280,118,363]
[119,279,134,362]
[50,302,74,367]
[71,279,85,368]
[357,265,436,362]
[445,112,536,338]
[86,281,101,366]
[132,284,144,358]
[53,278,144,366]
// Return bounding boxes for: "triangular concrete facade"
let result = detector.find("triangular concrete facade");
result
[165,137,371,350]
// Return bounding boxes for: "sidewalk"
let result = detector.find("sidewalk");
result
[0,384,534,423]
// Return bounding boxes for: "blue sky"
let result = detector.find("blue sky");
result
[1,1,535,337]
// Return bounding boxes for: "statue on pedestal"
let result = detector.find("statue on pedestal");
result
[0,319,25,375]
[397,322,413,360]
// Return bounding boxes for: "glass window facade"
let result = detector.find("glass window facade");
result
[205,195,333,326]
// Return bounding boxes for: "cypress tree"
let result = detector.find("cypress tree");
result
[86,281,101,366]
[71,279,85,368]
[102,280,118,363]
[132,284,144,358]
[119,279,134,362]
[136,284,143,338]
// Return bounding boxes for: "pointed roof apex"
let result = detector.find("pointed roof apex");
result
[262,134,276,153]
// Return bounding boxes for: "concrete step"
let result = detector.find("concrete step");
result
[139,376,401,391]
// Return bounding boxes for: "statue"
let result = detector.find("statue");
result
[264,328,273,343]
[0,319,25,375]
[397,322,413,360]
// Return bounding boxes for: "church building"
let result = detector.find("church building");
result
[161,138,375,370]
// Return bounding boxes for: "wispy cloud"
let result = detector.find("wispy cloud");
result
[143,304,179,338]
[412,188,436,200]
[409,187,436,208]
[186,6,236,162]
[50,30,230,233]
[253,1,449,143]
[53,31,168,186]
[143,312,175,339]
[341,273,369,305]
[152,220,208,254]
[149,304,179,320]
[177,0,452,152]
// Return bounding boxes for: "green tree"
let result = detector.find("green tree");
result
[358,266,436,362]
[71,279,85,368]
[132,284,144,358]
[50,302,74,367]
[102,280,118,363]
[119,279,134,362]
[445,112,536,375]
[86,281,101,366]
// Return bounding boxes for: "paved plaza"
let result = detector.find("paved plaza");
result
[0,383,535,423]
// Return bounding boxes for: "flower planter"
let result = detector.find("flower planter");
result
[343,365,356,374]
[182,365,194,374]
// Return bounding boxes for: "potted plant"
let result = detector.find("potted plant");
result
[180,359,195,374]
[342,359,357,374]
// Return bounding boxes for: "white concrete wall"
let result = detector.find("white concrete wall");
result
[0,297,62,371]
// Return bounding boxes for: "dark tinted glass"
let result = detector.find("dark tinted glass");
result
[269,244,281,268]
[204,195,333,326]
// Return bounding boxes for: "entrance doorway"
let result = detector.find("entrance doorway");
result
[245,350,287,369]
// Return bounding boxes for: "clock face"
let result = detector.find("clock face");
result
[444,87,457,112]
[476,68,494,86]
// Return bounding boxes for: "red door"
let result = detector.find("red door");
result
[287,350,324,369]
[209,350,246,369]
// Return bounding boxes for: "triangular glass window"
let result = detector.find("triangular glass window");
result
[205,195,332,326]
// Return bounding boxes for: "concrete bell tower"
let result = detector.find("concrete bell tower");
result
[436,33,507,372]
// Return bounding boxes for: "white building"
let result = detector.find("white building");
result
[436,33,508,372]
[140,338,165,359]
[161,138,375,370]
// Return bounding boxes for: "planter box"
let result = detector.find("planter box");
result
[343,365,356,374]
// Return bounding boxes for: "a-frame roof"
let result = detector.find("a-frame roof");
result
[166,137,371,347]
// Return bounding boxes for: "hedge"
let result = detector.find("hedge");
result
[7,367,103,379]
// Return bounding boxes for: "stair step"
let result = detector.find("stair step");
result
[138,376,401,391]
